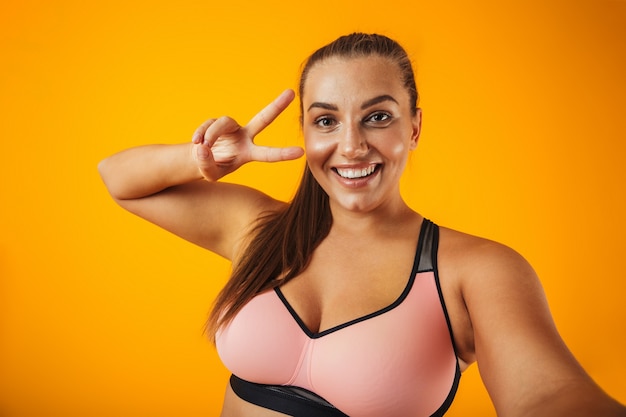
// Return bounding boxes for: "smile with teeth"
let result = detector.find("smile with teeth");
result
[334,165,379,179]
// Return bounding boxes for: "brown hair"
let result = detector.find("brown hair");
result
[299,33,419,118]
[206,33,418,340]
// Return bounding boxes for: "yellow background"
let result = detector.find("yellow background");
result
[1,0,625,416]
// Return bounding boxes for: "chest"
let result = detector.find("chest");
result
[216,269,459,417]
[279,235,418,334]
[215,220,462,416]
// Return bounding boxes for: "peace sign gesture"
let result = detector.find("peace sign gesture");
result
[191,89,304,181]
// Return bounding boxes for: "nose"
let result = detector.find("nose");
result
[339,123,368,158]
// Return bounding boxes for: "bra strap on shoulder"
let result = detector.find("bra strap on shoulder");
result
[417,219,437,272]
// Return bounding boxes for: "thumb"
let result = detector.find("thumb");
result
[195,144,216,164]
[193,144,218,177]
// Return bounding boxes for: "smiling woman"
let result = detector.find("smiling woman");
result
[98,33,626,417]
[302,55,419,214]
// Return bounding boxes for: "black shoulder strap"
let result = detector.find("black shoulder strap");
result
[417,218,437,273]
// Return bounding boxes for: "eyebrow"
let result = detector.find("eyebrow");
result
[307,102,338,112]
[307,94,399,112]
[360,94,399,109]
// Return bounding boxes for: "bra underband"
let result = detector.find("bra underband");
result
[230,368,460,417]
[230,374,349,417]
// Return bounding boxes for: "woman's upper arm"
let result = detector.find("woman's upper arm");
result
[113,180,283,260]
[461,240,618,416]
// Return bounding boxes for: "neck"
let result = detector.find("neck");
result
[329,198,421,237]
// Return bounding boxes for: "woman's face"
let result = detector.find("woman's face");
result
[301,56,421,215]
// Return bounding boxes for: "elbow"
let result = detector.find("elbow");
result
[97,157,109,181]
[97,157,125,201]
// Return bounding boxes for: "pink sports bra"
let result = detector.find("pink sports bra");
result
[216,219,460,417]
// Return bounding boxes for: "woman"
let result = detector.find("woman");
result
[98,33,625,417]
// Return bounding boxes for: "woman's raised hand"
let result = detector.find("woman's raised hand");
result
[191,89,304,181]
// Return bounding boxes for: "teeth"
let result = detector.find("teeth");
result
[336,165,376,179]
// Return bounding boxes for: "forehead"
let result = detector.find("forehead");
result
[302,56,406,106]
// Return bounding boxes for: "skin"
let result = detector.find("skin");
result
[302,57,420,218]
[98,56,626,417]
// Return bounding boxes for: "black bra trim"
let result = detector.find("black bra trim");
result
[230,366,460,417]
[429,361,461,417]
[274,218,431,339]
[428,219,462,416]
[230,374,349,417]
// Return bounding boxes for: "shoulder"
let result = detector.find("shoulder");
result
[202,182,288,258]
[437,224,544,338]
[439,227,538,291]
[438,225,530,272]
[434,224,626,415]
[436,224,620,415]
[435,225,538,363]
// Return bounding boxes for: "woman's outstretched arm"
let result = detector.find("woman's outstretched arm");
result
[98,90,303,259]
[455,234,626,417]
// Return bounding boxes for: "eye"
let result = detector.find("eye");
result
[314,116,336,128]
[365,111,392,125]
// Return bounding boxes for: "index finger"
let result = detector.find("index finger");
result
[245,89,295,137]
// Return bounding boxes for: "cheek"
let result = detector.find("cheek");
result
[388,141,408,157]
[388,125,417,159]
[372,133,411,161]
[304,132,335,163]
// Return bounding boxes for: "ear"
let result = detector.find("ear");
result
[409,108,422,150]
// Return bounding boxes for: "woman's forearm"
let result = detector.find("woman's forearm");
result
[98,143,203,200]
